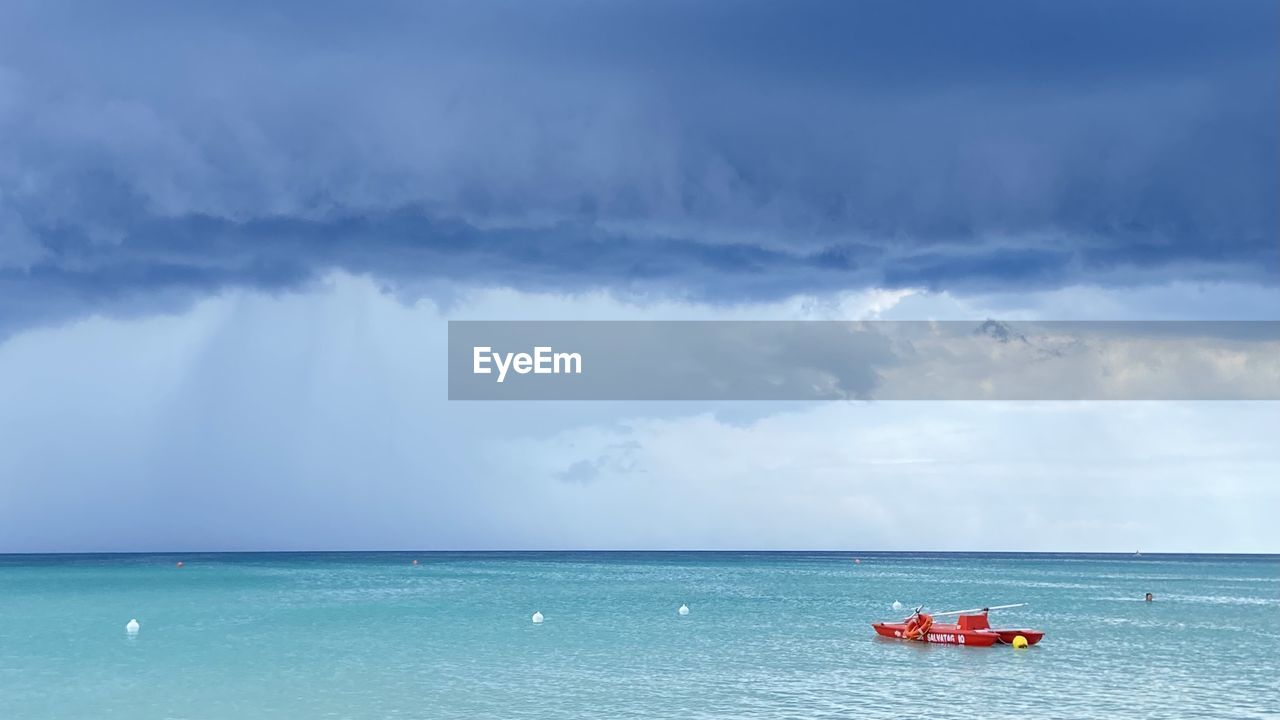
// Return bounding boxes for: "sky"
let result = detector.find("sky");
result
[0,1,1277,552]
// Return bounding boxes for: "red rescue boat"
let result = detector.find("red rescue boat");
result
[872,603,1044,647]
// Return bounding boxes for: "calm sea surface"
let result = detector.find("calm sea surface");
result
[1,552,1276,719]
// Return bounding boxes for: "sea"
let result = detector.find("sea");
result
[0,552,1276,719]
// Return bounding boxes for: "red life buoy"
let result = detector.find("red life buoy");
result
[903,613,934,641]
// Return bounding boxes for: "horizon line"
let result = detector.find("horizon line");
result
[2,549,1277,558]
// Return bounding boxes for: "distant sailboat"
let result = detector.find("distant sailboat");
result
[1134,549,1142,557]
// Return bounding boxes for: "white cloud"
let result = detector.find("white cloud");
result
[0,273,1274,551]
[504,402,1279,552]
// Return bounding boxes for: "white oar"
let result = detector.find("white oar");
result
[931,603,1026,618]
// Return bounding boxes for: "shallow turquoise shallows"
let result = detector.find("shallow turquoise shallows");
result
[1,552,1276,719]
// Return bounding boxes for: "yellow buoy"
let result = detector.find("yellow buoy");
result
[1012,635,1028,649]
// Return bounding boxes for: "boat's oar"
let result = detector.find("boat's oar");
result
[931,603,1026,618]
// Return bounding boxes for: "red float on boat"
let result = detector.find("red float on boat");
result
[872,603,1044,647]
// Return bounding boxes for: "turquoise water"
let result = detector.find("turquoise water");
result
[1,552,1276,719]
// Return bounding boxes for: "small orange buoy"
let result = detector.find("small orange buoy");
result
[175,561,184,568]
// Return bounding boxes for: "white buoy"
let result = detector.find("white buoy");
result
[531,611,543,624]
[892,600,903,611]
[678,604,689,616]
[125,619,140,634]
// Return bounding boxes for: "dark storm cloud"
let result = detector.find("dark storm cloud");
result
[0,0,1276,331]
